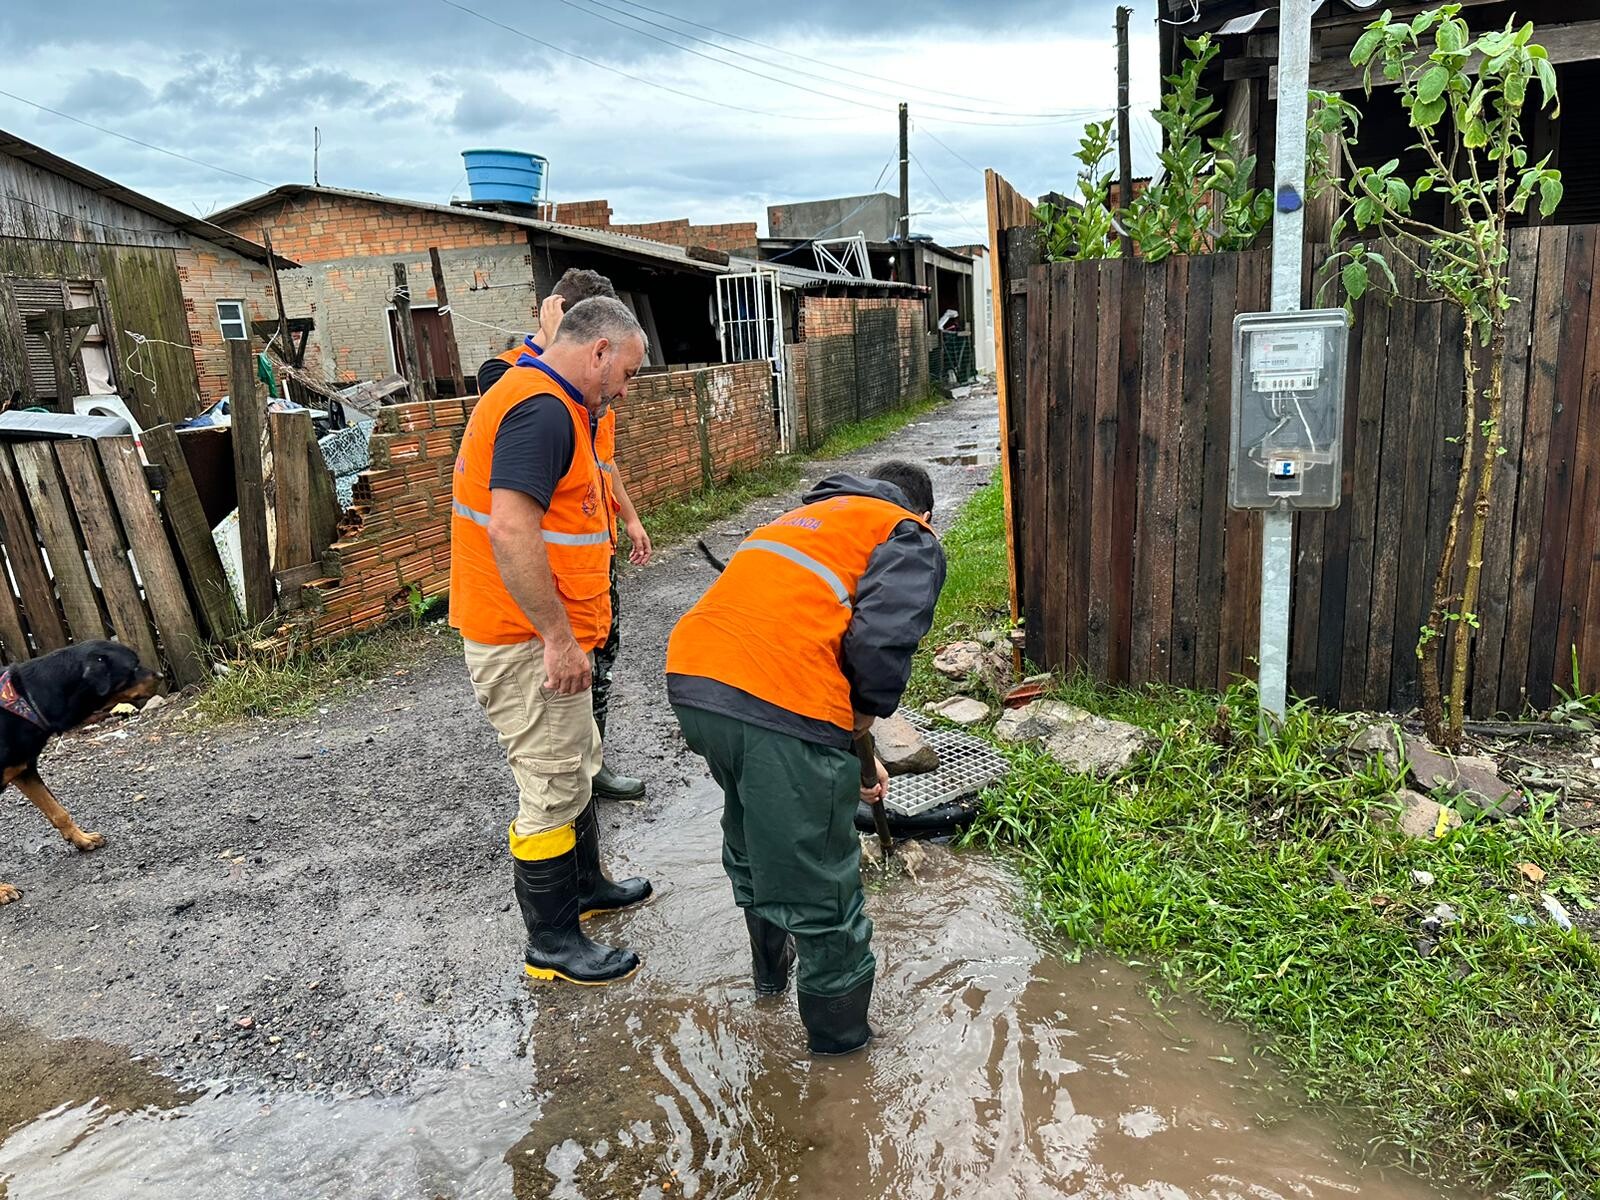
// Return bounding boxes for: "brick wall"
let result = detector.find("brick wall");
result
[278,243,538,386]
[549,199,613,228]
[174,244,280,406]
[787,296,929,451]
[614,360,775,508]
[218,193,526,262]
[609,219,759,255]
[299,361,776,641]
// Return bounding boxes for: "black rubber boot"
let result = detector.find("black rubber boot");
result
[514,849,640,985]
[798,977,875,1055]
[746,911,796,995]
[575,799,652,919]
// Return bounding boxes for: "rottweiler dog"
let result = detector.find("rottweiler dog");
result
[0,640,159,906]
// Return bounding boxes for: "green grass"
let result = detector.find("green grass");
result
[639,393,943,548]
[972,687,1600,1196]
[907,477,1010,702]
[807,391,943,460]
[639,458,805,548]
[921,480,1600,1196]
[188,622,458,725]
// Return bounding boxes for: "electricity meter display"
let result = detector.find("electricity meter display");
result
[1229,310,1349,511]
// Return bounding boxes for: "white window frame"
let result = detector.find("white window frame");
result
[216,299,249,342]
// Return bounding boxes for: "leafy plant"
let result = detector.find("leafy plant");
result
[1315,5,1562,750]
[1034,118,1122,261]
[1125,35,1273,260]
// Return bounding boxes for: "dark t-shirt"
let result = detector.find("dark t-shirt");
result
[490,396,576,509]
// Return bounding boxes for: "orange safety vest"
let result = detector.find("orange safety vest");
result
[506,340,620,524]
[666,494,932,732]
[449,364,614,649]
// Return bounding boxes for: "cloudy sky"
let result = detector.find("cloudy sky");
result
[0,0,1165,245]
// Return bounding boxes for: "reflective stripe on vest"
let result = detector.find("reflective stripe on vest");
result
[448,366,613,648]
[665,493,931,731]
[734,540,852,606]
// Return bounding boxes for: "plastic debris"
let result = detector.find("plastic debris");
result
[1541,893,1574,931]
[1411,870,1435,888]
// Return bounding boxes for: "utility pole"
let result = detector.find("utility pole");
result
[897,101,911,285]
[1115,6,1135,257]
[1259,0,1315,728]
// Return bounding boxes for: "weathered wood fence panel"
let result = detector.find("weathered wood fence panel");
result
[0,435,211,686]
[1002,224,1600,716]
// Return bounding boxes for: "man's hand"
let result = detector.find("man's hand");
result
[852,710,876,734]
[860,756,889,806]
[542,634,592,695]
[625,518,653,566]
[537,293,566,343]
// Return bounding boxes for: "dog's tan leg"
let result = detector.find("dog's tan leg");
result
[0,882,19,905]
[13,770,105,852]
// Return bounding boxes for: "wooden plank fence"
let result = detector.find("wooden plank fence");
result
[0,433,228,687]
[994,193,1600,715]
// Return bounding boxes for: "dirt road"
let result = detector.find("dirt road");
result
[0,391,1457,1198]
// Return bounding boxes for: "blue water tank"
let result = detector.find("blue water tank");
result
[461,149,548,205]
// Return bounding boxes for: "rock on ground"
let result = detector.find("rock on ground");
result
[994,700,1091,743]
[1347,723,1402,772]
[925,697,991,726]
[932,640,1013,696]
[1393,789,1465,839]
[1400,732,1526,817]
[874,713,939,776]
[993,698,1149,777]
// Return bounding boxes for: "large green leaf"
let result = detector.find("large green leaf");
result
[1540,175,1565,218]
[1417,65,1449,104]
[1351,26,1384,66]
[1342,260,1370,301]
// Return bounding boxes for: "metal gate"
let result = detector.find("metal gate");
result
[716,269,796,452]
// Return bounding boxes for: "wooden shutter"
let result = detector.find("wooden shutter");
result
[8,279,73,400]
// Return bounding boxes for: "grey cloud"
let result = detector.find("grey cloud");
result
[449,83,555,134]
[56,72,154,116]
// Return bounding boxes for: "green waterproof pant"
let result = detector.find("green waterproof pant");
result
[673,705,875,997]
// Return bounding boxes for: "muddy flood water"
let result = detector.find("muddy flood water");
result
[1,775,1461,1199]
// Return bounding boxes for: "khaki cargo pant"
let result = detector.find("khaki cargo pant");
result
[464,638,602,838]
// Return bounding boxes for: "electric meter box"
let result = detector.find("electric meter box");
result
[1229,309,1350,511]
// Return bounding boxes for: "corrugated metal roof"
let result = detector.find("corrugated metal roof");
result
[0,128,289,264]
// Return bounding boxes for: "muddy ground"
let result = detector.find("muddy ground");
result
[0,389,1470,1199]
[0,390,1003,1100]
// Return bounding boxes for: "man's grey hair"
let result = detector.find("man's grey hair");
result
[552,296,648,354]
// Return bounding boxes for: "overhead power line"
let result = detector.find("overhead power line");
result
[0,86,274,187]
[605,0,1074,112]
[436,0,834,122]
[545,0,1095,127]
[572,0,1105,120]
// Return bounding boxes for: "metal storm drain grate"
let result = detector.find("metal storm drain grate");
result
[884,709,1010,818]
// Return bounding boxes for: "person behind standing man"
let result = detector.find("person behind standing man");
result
[665,461,945,1053]
[452,297,652,986]
[477,269,652,803]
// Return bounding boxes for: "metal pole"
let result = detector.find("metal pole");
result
[1259,0,1314,729]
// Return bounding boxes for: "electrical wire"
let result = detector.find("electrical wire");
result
[568,0,1110,120]
[606,0,1089,111]
[0,87,273,187]
[542,0,1098,127]
[908,150,986,243]
[435,0,835,122]
[918,125,986,179]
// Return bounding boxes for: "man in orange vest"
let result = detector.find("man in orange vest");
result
[478,269,652,805]
[451,296,651,986]
[666,462,945,1053]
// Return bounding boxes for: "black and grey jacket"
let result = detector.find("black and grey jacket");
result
[667,473,947,748]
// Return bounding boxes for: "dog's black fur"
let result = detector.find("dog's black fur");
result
[1,640,159,906]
